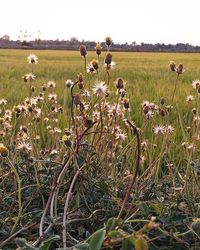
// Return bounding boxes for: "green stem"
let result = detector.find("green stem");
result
[7,158,22,234]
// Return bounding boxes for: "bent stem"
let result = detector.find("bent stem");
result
[7,157,22,234]
[117,120,141,221]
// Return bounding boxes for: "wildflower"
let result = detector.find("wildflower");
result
[169,61,176,72]
[47,81,56,88]
[123,98,130,110]
[186,95,194,102]
[87,64,96,74]
[23,73,36,82]
[65,79,73,88]
[105,61,116,70]
[16,142,32,153]
[62,135,72,147]
[105,53,112,65]
[48,94,57,102]
[92,82,108,97]
[115,132,127,141]
[105,36,112,47]
[192,80,200,90]
[119,89,126,98]
[27,54,38,64]
[153,126,164,135]
[146,111,153,120]
[79,44,87,57]
[0,143,9,157]
[115,78,125,90]
[0,99,7,105]
[95,42,102,55]
[91,59,99,70]
[176,64,184,74]
[164,125,174,134]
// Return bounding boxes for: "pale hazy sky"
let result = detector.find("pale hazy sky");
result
[0,0,200,45]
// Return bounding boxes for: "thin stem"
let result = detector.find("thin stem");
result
[7,157,22,234]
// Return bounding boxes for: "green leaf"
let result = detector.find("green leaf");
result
[39,235,60,250]
[86,228,106,250]
[122,237,134,250]
[134,236,148,250]
[137,202,150,216]
[73,242,90,250]
[105,217,116,233]
[15,238,39,250]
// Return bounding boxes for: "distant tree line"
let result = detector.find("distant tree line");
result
[0,36,200,52]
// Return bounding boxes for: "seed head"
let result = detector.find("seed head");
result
[79,44,87,57]
[105,53,112,65]
[105,36,112,47]
[169,61,176,72]
[115,78,125,90]
[176,64,184,74]
[95,42,102,55]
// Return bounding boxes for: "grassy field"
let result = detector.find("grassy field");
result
[1,49,200,249]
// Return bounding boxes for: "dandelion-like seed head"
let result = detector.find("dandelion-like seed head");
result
[27,54,38,64]
[92,82,108,97]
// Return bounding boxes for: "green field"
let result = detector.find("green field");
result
[1,49,200,249]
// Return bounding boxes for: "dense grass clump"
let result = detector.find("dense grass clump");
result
[1,43,200,249]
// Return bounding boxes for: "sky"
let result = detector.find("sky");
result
[0,0,200,45]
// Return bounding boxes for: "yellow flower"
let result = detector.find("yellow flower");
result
[0,143,9,157]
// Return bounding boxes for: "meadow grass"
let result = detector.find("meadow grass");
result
[1,49,200,249]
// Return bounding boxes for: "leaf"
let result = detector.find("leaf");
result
[105,217,116,233]
[137,202,150,216]
[15,238,39,250]
[122,237,134,250]
[39,235,60,250]
[73,242,90,250]
[86,228,106,250]
[134,236,148,250]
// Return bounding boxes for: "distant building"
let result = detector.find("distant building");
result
[1,35,10,40]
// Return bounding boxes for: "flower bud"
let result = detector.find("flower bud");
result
[79,44,87,57]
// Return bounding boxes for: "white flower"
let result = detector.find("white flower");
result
[27,54,38,64]
[87,64,96,74]
[48,94,57,102]
[115,132,127,141]
[47,81,56,88]
[164,125,174,134]
[153,126,164,135]
[192,80,200,89]
[92,82,108,96]
[186,95,194,102]
[0,99,7,105]
[16,142,32,152]
[23,73,36,82]
[65,80,73,88]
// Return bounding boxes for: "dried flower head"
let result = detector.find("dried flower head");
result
[169,61,176,72]
[95,42,102,55]
[105,53,112,65]
[79,44,87,57]
[176,64,184,74]
[186,95,194,102]
[115,78,125,90]
[192,80,200,89]
[105,36,112,47]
